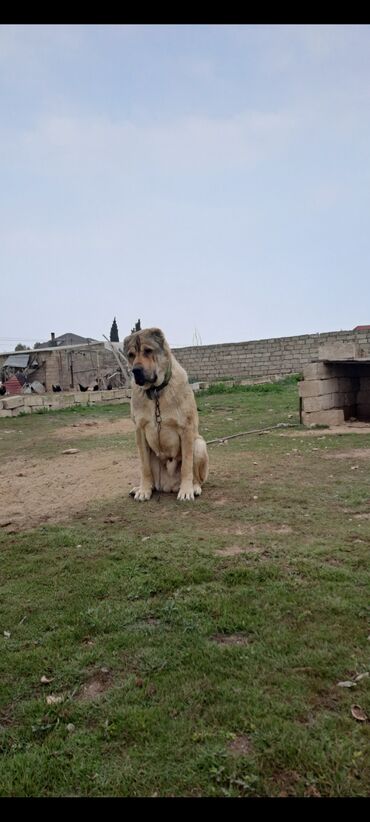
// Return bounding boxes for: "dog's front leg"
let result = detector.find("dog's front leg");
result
[132,428,153,501]
[177,427,195,501]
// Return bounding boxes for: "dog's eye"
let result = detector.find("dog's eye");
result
[144,348,152,356]
[128,352,135,360]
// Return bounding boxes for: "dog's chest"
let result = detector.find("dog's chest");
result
[139,408,181,458]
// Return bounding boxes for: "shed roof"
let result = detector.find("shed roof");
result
[3,353,30,368]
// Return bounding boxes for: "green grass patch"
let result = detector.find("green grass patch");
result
[0,383,369,796]
[202,374,302,395]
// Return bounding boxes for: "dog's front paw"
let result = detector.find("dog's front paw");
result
[131,485,152,501]
[177,483,195,501]
[193,483,202,496]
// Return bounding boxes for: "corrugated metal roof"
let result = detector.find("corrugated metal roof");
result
[0,342,106,357]
[3,354,30,367]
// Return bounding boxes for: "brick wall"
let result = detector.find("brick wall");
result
[173,329,370,383]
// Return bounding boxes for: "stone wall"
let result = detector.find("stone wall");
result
[173,329,370,383]
[0,388,131,418]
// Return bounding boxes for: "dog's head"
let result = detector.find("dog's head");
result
[123,328,171,388]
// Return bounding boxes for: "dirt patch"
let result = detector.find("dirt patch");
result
[0,704,15,729]
[308,684,342,714]
[55,418,135,439]
[323,447,370,460]
[271,769,302,796]
[227,734,253,756]
[285,422,370,437]
[0,449,139,531]
[271,524,293,534]
[211,633,251,646]
[77,669,113,701]
[304,785,321,798]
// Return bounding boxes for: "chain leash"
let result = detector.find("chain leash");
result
[153,389,162,500]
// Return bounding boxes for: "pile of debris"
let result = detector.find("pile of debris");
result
[0,352,46,398]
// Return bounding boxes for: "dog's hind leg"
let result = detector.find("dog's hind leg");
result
[193,436,209,496]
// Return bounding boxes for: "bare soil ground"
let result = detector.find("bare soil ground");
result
[286,422,370,437]
[0,417,138,531]
[1,415,369,533]
[323,447,370,459]
[54,418,135,439]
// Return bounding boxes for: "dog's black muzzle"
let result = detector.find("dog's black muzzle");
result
[132,367,157,387]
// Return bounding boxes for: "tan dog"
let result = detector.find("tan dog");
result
[123,327,209,501]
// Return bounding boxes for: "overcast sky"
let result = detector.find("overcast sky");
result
[1,24,370,350]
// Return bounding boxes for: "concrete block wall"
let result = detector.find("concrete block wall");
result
[299,360,370,426]
[173,329,370,383]
[46,355,63,389]
[357,370,370,420]
[0,388,131,418]
[2,329,370,400]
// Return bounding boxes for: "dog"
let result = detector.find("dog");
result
[123,327,209,501]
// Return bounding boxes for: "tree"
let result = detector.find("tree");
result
[33,342,42,349]
[110,317,119,342]
[14,343,28,351]
[131,319,141,333]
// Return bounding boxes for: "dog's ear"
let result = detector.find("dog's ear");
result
[123,334,134,356]
[149,328,166,349]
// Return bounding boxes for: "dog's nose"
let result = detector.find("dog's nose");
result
[132,366,145,385]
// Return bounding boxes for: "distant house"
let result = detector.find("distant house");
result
[36,332,99,348]
[354,325,370,331]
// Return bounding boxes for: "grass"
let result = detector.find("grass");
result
[0,383,369,797]
[202,373,302,394]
